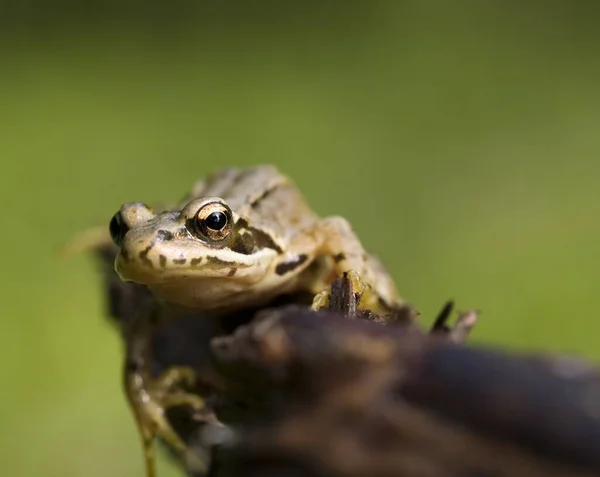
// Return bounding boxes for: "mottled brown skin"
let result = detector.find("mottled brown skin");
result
[112,165,403,314]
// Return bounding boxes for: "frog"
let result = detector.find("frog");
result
[107,165,405,477]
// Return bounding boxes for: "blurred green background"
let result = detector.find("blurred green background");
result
[2,1,600,476]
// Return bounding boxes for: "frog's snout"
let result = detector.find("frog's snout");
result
[109,202,155,247]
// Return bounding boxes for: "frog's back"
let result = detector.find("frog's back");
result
[185,165,319,239]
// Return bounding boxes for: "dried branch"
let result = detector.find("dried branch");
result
[91,243,600,477]
[208,306,600,477]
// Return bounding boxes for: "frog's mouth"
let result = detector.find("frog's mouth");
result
[114,246,276,287]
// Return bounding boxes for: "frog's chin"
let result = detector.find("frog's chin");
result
[147,277,280,313]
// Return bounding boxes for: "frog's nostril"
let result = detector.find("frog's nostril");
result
[109,212,128,246]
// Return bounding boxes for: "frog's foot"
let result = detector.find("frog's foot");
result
[150,366,199,393]
[308,216,403,313]
[312,270,386,313]
[310,289,331,311]
[126,365,208,477]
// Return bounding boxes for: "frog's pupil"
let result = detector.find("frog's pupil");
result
[205,211,227,231]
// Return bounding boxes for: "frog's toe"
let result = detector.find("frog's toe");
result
[152,366,198,392]
[127,365,210,477]
[345,270,367,297]
[310,269,366,312]
[144,366,207,443]
[160,390,206,411]
[149,366,206,418]
[311,289,331,311]
[312,269,390,315]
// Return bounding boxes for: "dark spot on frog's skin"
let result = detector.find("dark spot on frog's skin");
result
[206,256,236,267]
[159,254,167,268]
[139,245,154,268]
[227,268,237,277]
[173,257,187,265]
[237,218,284,254]
[190,257,203,266]
[156,229,174,241]
[121,249,130,261]
[230,231,256,255]
[332,252,346,263]
[275,254,309,276]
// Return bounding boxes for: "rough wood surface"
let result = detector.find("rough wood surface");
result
[208,306,600,477]
[91,243,600,477]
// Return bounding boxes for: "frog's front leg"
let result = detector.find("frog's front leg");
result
[310,216,403,314]
[125,306,210,477]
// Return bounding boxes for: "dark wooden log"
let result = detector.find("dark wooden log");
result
[208,305,600,477]
[91,243,600,477]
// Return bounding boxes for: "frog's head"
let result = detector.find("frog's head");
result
[109,198,280,309]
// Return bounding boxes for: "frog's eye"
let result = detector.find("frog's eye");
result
[109,212,128,247]
[192,201,233,242]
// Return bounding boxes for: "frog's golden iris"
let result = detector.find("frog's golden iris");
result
[191,200,233,243]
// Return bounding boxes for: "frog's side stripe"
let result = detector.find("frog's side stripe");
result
[226,166,286,209]
[275,254,308,276]
[205,256,237,267]
[248,182,280,209]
